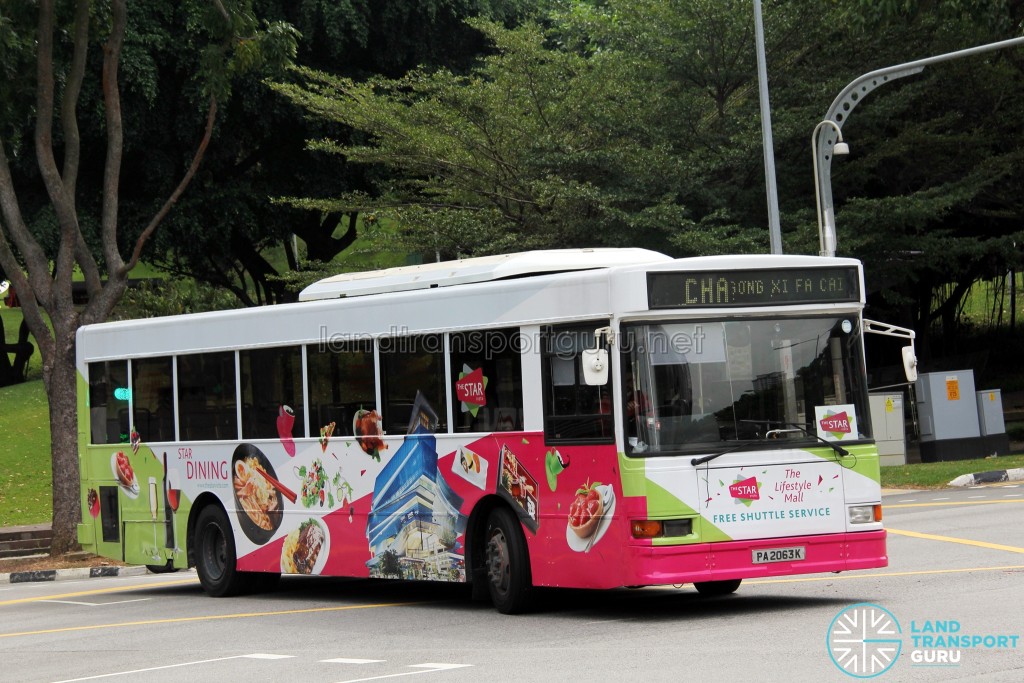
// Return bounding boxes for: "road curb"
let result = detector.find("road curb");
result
[948,467,1024,487]
[0,565,149,584]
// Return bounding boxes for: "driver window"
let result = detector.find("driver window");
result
[541,324,613,443]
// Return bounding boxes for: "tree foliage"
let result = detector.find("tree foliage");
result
[271,7,781,260]
[276,0,1024,357]
[0,0,297,552]
[130,0,536,305]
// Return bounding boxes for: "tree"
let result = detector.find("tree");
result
[272,20,692,259]
[270,2,837,260]
[379,548,403,578]
[0,1,297,554]
[132,0,536,305]
[274,0,1024,363]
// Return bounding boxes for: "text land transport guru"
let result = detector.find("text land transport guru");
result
[911,621,1019,649]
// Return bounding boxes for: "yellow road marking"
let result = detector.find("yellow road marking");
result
[0,577,200,607]
[886,527,1024,554]
[0,600,423,639]
[885,499,1024,509]
[747,564,1024,585]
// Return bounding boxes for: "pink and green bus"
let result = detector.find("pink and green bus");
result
[77,249,893,613]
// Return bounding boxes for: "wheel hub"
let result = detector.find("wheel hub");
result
[486,530,509,594]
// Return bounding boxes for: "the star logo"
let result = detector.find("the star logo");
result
[728,476,760,507]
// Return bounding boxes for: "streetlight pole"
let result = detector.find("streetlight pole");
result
[811,121,848,257]
[814,35,1024,257]
[753,0,782,254]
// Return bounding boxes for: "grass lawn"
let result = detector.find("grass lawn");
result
[0,378,52,526]
[881,452,1024,489]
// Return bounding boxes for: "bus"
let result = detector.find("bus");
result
[76,248,901,613]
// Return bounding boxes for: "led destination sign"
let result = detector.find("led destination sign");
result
[648,266,860,308]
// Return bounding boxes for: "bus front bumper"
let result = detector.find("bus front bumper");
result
[622,529,887,586]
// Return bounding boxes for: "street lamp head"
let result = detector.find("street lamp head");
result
[812,119,848,257]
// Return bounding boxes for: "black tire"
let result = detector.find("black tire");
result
[484,507,532,614]
[694,579,742,596]
[194,505,248,597]
[145,560,178,574]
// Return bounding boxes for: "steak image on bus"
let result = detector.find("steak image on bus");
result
[75,248,891,613]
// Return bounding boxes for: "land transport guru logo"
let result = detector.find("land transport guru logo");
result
[827,603,1020,678]
[827,603,902,678]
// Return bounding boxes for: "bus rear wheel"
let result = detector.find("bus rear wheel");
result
[693,579,742,596]
[194,505,247,597]
[484,507,532,614]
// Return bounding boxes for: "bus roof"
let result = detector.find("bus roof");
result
[77,251,864,367]
[298,248,673,301]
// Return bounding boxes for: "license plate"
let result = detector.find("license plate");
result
[752,546,806,563]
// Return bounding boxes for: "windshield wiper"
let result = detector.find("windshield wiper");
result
[690,440,763,467]
[691,420,851,467]
[740,419,850,457]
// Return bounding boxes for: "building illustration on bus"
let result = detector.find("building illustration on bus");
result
[75,248,900,613]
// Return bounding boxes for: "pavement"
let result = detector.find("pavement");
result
[0,563,150,585]
[947,466,1024,487]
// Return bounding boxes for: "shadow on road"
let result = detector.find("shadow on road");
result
[141,573,862,621]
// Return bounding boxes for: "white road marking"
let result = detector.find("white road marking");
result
[50,653,279,682]
[243,654,296,660]
[41,598,150,607]
[332,662,473,683]
[409,664,472,670]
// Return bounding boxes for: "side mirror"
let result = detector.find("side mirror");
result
[582,348,609,386]
[902,345,918,383]
[582,326,612,386]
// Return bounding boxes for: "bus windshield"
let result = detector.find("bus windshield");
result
[621,316,871,454]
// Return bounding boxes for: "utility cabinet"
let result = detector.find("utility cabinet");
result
[915,369,1007,461]
[976,389,1010,457]
[869,392,906,466]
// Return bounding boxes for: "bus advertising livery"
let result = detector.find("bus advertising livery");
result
[76,249,893,613]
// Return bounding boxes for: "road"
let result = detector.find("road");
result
[1,484,1021,683]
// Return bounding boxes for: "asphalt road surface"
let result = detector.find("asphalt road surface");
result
[1,484,1021,683]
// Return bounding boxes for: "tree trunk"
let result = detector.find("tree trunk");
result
[44,321,81,555]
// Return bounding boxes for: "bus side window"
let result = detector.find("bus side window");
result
[306,339,376,436]
[177,351,238,441]
[88,361,129,444]
[131,356,175,442]
[541,324,613,444]
[240,346,305,440]
[450,328,524,433]
[380,334,446,434]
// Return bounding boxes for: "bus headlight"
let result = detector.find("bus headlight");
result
[848,504,882,524]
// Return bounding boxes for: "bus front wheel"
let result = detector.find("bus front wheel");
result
[484,507,532,614]
[194,505,247,597]
[694,579,742,596]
